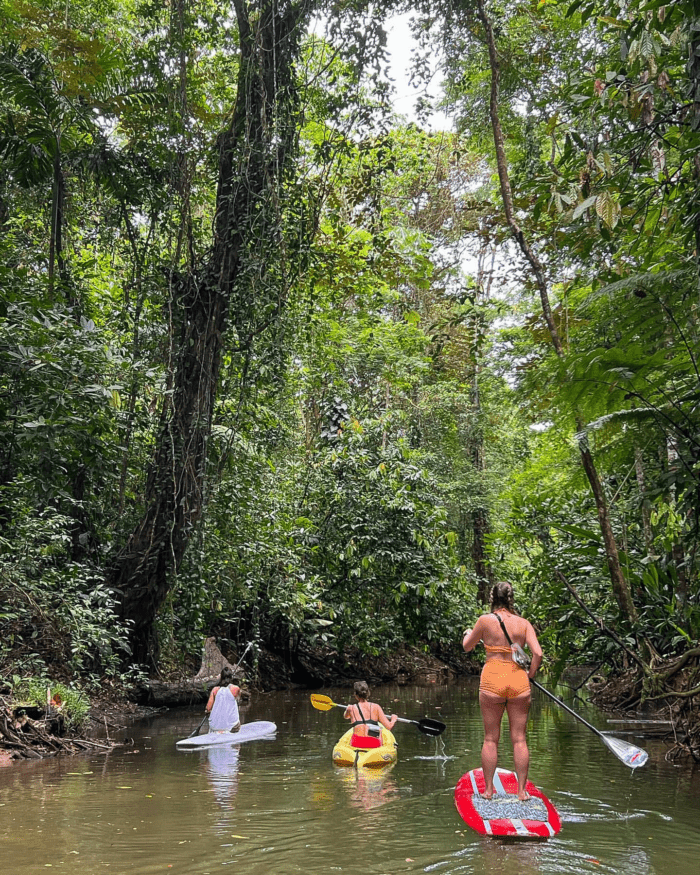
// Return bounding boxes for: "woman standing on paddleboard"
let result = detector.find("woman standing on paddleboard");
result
[205,667,242,733]
[462,581,542,801]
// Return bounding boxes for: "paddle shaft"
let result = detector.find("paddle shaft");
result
[497,620,630,754]
[188,713,209,738]
[532,677,649,766]
[310,696,445,735]
[232,640,254,672]
[512,642,645,765]
[531,678,606,739]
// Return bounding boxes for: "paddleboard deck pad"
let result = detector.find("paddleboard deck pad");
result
[176,720,277,748]
[455,767,561,839]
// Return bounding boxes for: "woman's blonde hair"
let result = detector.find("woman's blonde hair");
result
[489,581,515,613]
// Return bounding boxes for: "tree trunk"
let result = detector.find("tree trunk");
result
[48,141,64,298]
[469,347,494,604]
[475,0,637,622]
[666,433,688,606]
[634,445,653,555]
[109,0,313,666]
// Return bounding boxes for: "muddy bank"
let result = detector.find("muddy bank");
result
[0,693,150,762]
[132,640,476,706]
[253,641,476,691]
[587,653,700,762]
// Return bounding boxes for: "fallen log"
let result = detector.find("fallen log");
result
[135,678,213,707]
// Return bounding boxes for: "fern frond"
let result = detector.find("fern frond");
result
[582,267,696,308]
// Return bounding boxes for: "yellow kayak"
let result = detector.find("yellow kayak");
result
[332,727,398,768]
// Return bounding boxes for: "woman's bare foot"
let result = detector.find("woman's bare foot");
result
[517,790,530,802]
[481,789,495,800]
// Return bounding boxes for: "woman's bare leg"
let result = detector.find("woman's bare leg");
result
[479,690,506,798]
[505,690,532,800]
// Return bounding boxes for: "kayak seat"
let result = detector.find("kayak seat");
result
[350,734,382,749]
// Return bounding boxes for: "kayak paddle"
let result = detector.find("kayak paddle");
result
[310,694,446,737]
[509,646,648,769]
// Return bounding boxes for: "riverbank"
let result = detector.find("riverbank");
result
[0,641,474,762]
[588,650,700,762]
[4,638,699,764]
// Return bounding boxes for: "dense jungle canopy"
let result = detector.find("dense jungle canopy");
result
[1,0,699,720]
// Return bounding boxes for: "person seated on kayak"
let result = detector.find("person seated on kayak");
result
[462,581,542,802]
[344,681,397,739]
[205,667,241,733]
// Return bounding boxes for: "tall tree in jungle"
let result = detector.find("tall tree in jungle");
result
[472,0,637,622]
[109,0,317,664]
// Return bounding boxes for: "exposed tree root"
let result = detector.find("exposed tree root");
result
[0,698,128,761]
[588,651,700,761]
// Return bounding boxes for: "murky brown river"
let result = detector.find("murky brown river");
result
[1,680,698,875]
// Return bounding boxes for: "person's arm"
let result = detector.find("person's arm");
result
[375,704,397,731]
[343,704,353,722]
[230,684,241,699]
[525,621,543,679]
[462,616,484,653]
[205,686,219,713]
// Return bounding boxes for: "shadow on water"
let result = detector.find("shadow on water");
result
[0,680,699,875]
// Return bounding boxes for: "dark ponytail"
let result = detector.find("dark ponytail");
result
[217,666,235,686]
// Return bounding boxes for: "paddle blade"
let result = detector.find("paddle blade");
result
[418,718,446,737]
[310,694,335,711]
[602,734,648,769]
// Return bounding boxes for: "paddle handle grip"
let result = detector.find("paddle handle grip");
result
[393,716,416,725]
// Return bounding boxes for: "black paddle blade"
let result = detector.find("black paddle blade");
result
[418,718,446,736]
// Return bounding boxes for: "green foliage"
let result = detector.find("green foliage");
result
[0,498,132,678]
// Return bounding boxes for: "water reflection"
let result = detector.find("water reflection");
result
[333,763,400,811]
[203,744,240,811]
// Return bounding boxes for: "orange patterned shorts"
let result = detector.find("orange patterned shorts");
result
[480,660,530,699]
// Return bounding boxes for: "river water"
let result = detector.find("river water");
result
[1,680,698,875]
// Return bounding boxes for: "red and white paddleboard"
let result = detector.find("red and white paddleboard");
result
[455,767,561,839]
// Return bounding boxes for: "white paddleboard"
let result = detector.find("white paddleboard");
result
[176,720,277,748]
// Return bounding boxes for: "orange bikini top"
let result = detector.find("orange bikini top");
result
[483,643,513,654]
[484,613,516,653]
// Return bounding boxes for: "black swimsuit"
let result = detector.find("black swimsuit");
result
[350,703,381,738]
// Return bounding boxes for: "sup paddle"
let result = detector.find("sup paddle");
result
[530,677,648,768]
[188,641,255,738]
[310,694,446,737]
[508,645,648,769]
[187,713,209,739]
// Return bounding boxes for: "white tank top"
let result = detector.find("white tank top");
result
[209,685,240,730]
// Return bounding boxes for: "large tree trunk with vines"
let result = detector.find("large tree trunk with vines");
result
[109,0,312,666]
[475,0,637,623]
